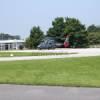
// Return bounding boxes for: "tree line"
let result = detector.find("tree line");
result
[26,17,100,48]
[0,17,100,48]
[0,33,20,40]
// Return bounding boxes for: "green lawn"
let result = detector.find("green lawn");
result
[0,56,100,87]
[0,52,72,57]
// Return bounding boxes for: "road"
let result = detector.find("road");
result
[0,48,100,61]
[0,84,100,100]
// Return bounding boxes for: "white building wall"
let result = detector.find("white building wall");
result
[0,40,25,50]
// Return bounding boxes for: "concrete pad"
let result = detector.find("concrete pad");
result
[0,84,100,100]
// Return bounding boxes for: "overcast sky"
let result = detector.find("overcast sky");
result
[0,0,99,39]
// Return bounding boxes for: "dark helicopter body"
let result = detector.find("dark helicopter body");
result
[37,37,64,49]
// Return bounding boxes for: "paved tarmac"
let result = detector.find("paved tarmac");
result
[0,84,100,100]
[0,48,100,61]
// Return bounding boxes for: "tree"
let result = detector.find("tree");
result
[87,32,100,45]
[0,33,20,40]
[25,37,32,49]
[64,17,88,48]
[47,17,88,48]
[26,26,44,49]
[87,25,100,46]
[87,24,98,32]
[47,17,65,42]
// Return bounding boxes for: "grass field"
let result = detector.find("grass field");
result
[0,56,100,87]
[0,52,72,57]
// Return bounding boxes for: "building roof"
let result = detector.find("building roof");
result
[0,39,25,43]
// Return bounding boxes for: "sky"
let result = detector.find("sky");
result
[0,0,100,39]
